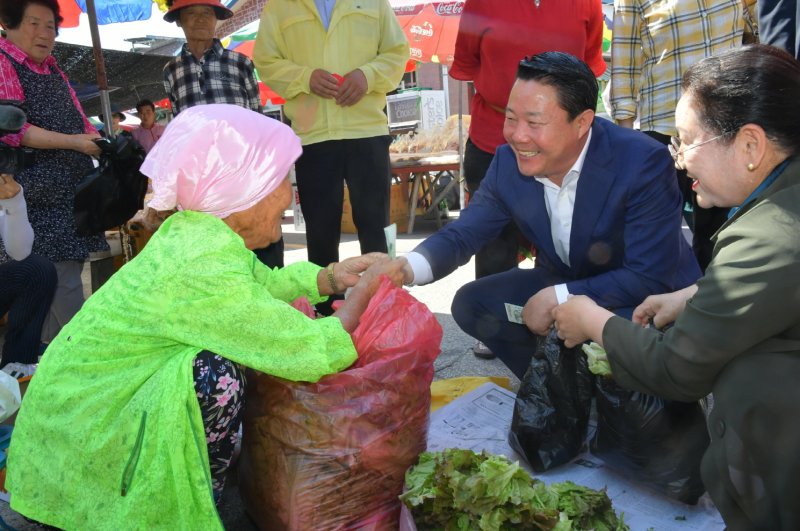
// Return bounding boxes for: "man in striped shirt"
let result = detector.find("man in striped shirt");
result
[608,0,756,271]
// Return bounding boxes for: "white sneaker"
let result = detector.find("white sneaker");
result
[2,362,38,380]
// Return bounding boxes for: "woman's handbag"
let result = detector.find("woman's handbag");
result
[73,135,148,236]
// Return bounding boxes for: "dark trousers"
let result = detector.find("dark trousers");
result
[193,350,246,503]
[451,267,633,380]
[644,131,727,272]
[463,138,520,278]
[0,254,56,366]
[295,136,391,265]
[295,137,391,314]
[253,238,284,269]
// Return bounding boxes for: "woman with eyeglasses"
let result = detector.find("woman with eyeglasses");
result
[553,44,800,529]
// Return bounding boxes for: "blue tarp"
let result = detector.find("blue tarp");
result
[75,0,152,25]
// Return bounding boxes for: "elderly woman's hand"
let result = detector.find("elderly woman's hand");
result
[72,134,103,157]
[357,257,408,295]
[631,284,698,329]
[0,174,22,200]
[332,252,388,292]
[551,295,613,348]
[332,257,409,333]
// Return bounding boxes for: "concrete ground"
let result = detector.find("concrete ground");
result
[0,210,519,530]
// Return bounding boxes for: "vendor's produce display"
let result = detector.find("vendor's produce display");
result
[239,278,443,530]
[390,115,470,155]
[400,448,629,530]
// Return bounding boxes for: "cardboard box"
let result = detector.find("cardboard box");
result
[342,182,409,234]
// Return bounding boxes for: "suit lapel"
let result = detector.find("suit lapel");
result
[569,121,617,270]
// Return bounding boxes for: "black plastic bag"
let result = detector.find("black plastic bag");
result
[74,135,147,236]
[591,377,710,504]
[509,329,594,472]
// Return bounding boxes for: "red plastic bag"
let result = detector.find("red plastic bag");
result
[239,277,443,530]
[289,296,316,318]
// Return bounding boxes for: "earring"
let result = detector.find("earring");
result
[747,163,755,172]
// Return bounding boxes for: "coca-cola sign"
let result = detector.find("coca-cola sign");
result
[410,22,434,38]
[433,2,464,16]
[392,5,424,16]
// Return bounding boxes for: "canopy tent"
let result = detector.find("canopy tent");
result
[53,42,171,117]
[56,0,160,134]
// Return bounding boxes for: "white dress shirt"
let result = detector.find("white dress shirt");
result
[407,129,593,307]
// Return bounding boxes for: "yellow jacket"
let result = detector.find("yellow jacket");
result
[254,0,409,145]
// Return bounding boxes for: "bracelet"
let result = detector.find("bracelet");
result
[326,263,338,294]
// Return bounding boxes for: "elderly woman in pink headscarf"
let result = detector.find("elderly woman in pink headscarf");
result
[6,104,407,530]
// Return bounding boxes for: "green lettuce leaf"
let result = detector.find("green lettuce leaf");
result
[581,342,612,376]
[400,449,629,530]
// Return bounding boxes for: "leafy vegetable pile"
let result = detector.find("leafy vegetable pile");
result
[581,342,612,377]
[400,449,628,531]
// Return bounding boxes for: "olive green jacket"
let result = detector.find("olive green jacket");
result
[7,211,357,530]
[603,157,800,529]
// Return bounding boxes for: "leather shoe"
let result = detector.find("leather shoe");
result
[472,340,495,359]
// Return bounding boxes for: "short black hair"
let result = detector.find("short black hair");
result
[136,99,156,113]
[682,44,800,156]
[516,52,598,120]
[0,0,62,32]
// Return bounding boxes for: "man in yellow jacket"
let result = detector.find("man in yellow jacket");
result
[254,0,409,314]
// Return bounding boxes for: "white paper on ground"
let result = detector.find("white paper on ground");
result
[0,371,20,423]
[420,383,725,531]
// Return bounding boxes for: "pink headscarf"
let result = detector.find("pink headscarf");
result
[141,104,302,219]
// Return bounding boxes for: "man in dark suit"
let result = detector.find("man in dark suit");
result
[402,52,701,379]
[758,0,800,60]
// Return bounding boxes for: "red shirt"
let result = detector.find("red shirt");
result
[450,0,606,154]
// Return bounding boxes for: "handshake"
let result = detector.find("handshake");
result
[321,253,410,297]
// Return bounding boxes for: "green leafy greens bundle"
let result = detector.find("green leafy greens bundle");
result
[581,342,612,377]
[400,448,628,531]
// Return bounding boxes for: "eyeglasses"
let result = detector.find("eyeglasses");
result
[668,133,731,170]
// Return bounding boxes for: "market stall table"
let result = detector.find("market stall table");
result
[391,151,461,234]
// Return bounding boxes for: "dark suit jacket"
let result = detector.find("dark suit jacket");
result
[415,117,700,310]
[757,0,800,60]
[604,157,800,529]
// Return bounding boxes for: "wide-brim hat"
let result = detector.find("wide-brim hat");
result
[164,0,234,23]
[99,105,127,123]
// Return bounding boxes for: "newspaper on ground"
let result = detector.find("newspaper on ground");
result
[425,382,725,531]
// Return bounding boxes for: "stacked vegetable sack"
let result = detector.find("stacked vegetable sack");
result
[400,448,628,531]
